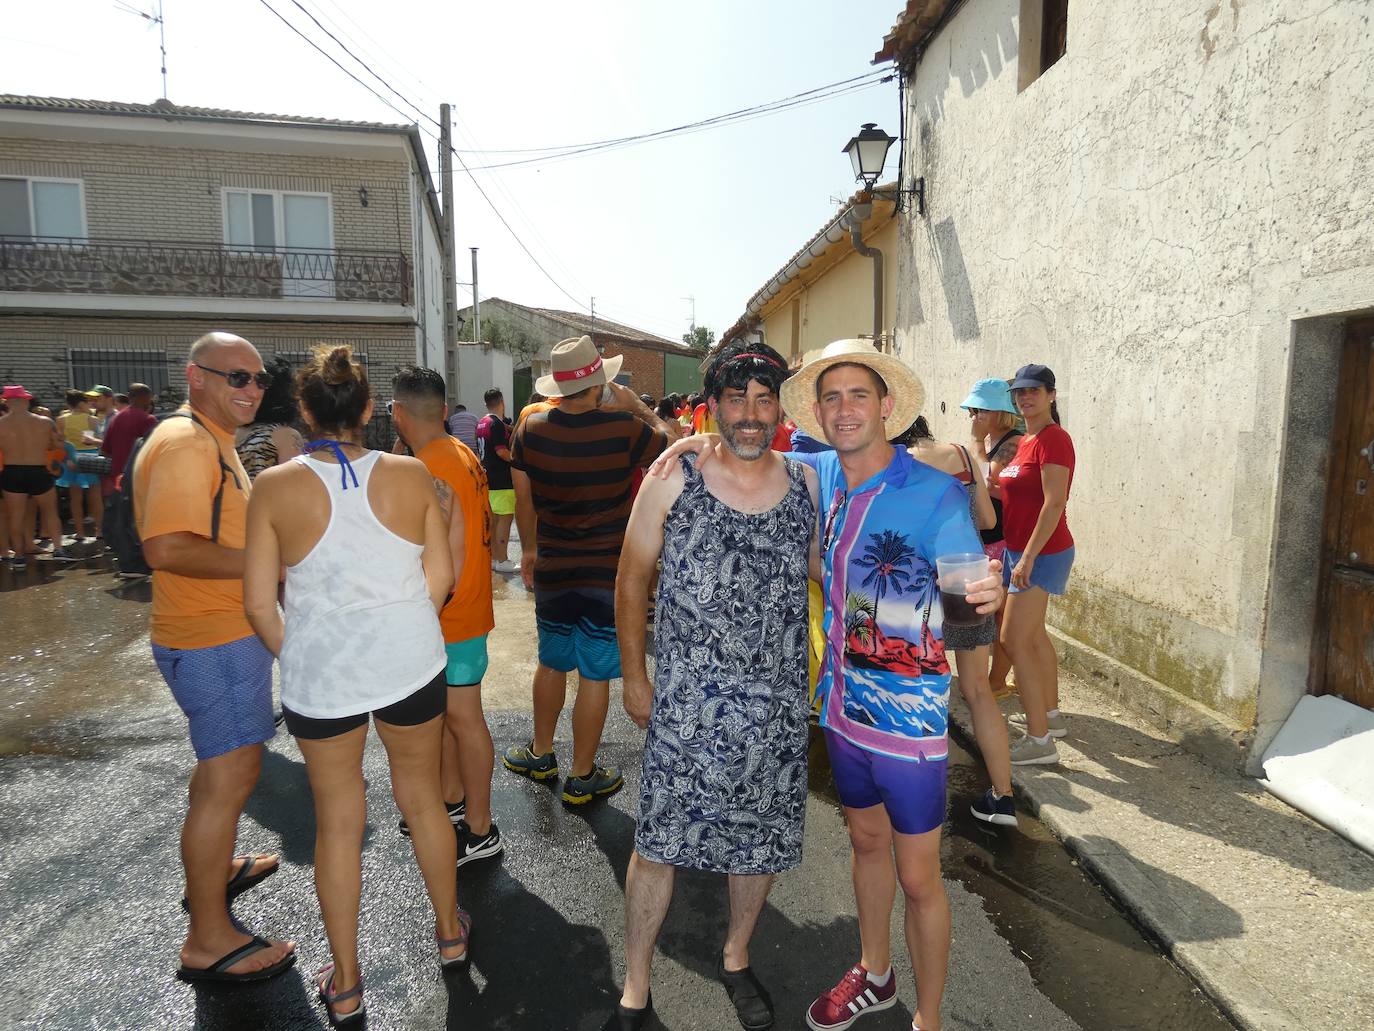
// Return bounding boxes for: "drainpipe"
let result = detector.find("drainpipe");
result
[847,201,882,343]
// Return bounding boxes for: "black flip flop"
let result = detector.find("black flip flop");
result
[181,854,279,913]
[175,935,296,985]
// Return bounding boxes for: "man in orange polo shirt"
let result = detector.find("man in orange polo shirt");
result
[391,366,502,866]
[133,332,296,985]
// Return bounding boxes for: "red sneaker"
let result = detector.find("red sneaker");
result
[805,964,897,1030]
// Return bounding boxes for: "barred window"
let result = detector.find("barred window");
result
[68,348,170,401]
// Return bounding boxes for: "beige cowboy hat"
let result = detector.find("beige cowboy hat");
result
[780,338,925,442]
[534,335,624,397]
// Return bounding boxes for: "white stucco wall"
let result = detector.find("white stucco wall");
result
[412,173,444,373]
[894,0,1374,743]
[455,344,513,414]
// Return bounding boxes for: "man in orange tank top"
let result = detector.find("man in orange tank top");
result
[391,366,503,866]
[134,332,295,985]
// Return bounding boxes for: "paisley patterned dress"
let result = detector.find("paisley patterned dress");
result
[634,453,815,874]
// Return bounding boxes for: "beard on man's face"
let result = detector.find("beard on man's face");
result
[718,412,777,460]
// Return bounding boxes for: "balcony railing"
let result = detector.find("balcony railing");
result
[0,236,412,305]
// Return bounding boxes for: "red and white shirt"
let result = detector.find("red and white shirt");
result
[998,424,1075,555]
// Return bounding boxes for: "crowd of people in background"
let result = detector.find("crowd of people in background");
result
[0,330,1075,1031]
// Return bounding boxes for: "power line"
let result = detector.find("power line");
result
[460,77,889,172]
[254,0,418,126]
[452,70,890,157]
[284,0,441,130]
[255,0,593,313]
[254,1,877,336]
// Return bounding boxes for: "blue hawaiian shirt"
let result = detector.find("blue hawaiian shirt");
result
[797,447,982,761]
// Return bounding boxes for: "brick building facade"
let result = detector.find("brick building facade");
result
[0,96,444,406]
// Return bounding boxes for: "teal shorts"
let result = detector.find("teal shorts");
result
[445,634,489,686]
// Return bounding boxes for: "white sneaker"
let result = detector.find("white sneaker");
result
[492,558,518,573]
[1009,736,1060,766]
[1008,710,1068,739]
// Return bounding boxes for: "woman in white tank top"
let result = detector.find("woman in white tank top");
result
[243,345,469,1025]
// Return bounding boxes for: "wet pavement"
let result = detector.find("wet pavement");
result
[1,553,1234,1030]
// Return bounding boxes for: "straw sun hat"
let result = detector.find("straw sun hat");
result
[780,338,925,442]
[534,335,624,397]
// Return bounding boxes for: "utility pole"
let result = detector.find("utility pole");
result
[471,247,481,343]
[439,103,457,398]
[682,295,696,331]
[590,296,596,337]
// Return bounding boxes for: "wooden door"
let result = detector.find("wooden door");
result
[1311,319,1374,708]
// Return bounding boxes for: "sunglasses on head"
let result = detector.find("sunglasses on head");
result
[194,363,271,390]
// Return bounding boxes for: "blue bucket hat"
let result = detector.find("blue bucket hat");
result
[960,377,1017,414]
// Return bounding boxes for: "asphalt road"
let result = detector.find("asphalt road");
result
[0,553,1227,1031]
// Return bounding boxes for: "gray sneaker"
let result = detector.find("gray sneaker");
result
[1009,735,1060,766]
[561,765,624,805]
[1008,710,1068,738]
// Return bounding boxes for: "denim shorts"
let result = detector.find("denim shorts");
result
[153,634,275,760]
[445,634,490,686]
[1003,546,1075,596]
[825,730,948,835]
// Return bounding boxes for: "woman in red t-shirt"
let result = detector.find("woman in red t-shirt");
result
[998,364,1075,766]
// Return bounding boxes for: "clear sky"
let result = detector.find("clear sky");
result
[2,0,903,342]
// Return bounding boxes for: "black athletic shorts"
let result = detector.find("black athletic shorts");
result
[283,669,446,740]
[0,464,56,496]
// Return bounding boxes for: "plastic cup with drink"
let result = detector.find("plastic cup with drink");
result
[935,552,991,626]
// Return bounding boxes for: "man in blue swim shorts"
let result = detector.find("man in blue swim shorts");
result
[503,336,674,806]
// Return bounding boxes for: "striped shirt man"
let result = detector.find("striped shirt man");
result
[509,407,667,592]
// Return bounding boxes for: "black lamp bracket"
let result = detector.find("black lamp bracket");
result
[869,178,925,217]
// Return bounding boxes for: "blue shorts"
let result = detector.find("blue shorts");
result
[446,634,490,686]
[825,730,948,835]
[1003,546,1075,595]
[55,448,100,489]
[534,586,621,681]
[153,634,275,761]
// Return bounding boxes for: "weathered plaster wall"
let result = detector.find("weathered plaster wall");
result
[761,221,900,359]
[894,0,1374,749]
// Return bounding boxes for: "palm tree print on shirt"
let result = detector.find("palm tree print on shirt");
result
[856,529,917,603]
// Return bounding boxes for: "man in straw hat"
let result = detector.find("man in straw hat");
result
[503,336,679,806]
[648,338,1004,1031]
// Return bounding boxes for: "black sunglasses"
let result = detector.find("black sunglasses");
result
[194,363,271,390]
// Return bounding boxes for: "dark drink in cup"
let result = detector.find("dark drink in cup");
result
[935,552,991,627]
[940,589,982,626]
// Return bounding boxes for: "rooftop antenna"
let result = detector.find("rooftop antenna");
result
[115,0,168,100]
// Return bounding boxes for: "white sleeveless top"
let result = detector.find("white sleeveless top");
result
[278,449,446,718]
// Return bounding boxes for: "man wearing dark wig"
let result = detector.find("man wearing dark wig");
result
[606,341,819,1031]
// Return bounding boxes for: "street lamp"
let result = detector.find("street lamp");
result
[841,123,925,217]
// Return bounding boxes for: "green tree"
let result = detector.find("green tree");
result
[682,324,715,353]
[478,316,541,369]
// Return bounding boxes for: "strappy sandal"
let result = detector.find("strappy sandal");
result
[316,963,365,1027]
[436,907,473,968]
